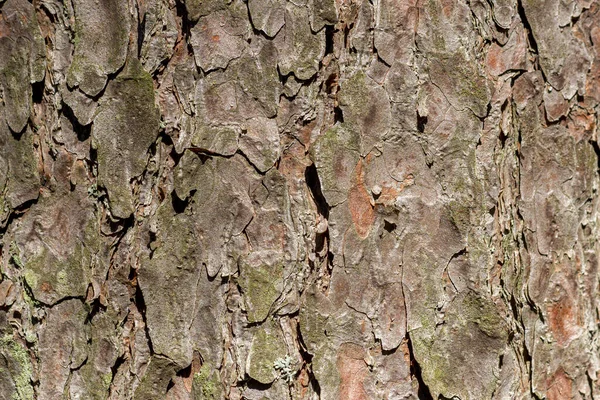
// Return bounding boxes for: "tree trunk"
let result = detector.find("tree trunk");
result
[0,0,599,398]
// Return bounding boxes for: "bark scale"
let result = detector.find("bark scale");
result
[0,0,599,399]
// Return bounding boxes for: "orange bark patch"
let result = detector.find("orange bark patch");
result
[297,367,310,398]
[41,282,53,293]
[375,174,414,206]
[485,28,527,77]
[278,140,312,202]
[513,73,542,109]
[485,43,502,75]
[268,223,286,249]
[565,107,596,142]
[544,90,569,122]
[279,141,307,179]
[212,35,220,42]
[337,343,368,400]
[299,119,317,148]
[0,280,14,306]
[441,0,455,18]
[547,295,579,347]
[0,16,9,38]
[348,160,375,238]
[587,26,600,101]
[546,369,572,400]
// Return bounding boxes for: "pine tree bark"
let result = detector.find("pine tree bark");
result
[0,0,599,399]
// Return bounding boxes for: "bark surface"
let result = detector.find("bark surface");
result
[0,0,599,399]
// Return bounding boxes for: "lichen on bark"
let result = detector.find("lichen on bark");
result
[1,0,600,398]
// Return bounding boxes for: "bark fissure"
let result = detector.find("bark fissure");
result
[1,0,600,398]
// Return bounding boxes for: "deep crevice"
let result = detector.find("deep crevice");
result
[32,80,44,104]
[171,190,194,214]
[324,25,335,56]
[174,0,194,50]
[516,0,541,62]
[0,197,39,234]
[305,164,330,219]
[245,378,272,391]
[9,123,27,140]
[84,297,107,324]
[105,214,134,237]
[244,0,282,40]
[383,220,397,233]
[333,106,344,123]
[130,266,154,354]
[406,332,434,400]
[324,72,338,96]
[375,51,391,68]
[62,102,92,142]
[589,139,600,176]
[236,149,266,175]
[166,379,175,391]
[417,112,428,133]
[137,11,146,59]
[296,322,321,396]
[108,354,126,390]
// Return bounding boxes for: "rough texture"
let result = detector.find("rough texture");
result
[1,0,600,399]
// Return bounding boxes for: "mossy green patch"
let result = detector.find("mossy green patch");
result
[24,243,89,304]
[461,291,506,339]
[447,200,471,234]
[0,334,34,400]
[191,125,239,156]
[192,363,220,400]
[9,242,24,269]
[411,291,507,399]
[429,52,491,118]
[239,262,283,323]
[93,58,160,218]
[247,320,287,384]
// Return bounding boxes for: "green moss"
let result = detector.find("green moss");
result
[23,233,91,303]
[94,58,159,218]
[191,124,239,156]
[461,292,506,339]
[102,372,112,390]
[22,270,38,293]
[9,242,24,269]
[56,269,69,291]
[247,321,287,384]
[410,332,452,395]
[429,52,490,117]
[0,334,34,400]
[322,123,360,152]
[192,363,220,400]
[2,51,30,124]
[76,364,112,398]
[447,200,470,234]
[299,307,328,349]
[240,262,282,323]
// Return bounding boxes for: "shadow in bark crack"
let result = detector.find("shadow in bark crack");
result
[305,164,329,219]
[406,332,434,400]
[32,80,44,104]
[62,102,92,142]
[296,320,321,396]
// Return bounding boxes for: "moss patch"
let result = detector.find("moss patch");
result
[0,334,34,400]
[239,262,283,323]
[192,363,221,400]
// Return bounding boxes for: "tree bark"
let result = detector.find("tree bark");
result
[0,0,599,399]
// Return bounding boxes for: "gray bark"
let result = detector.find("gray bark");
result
[0,0,599,399]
